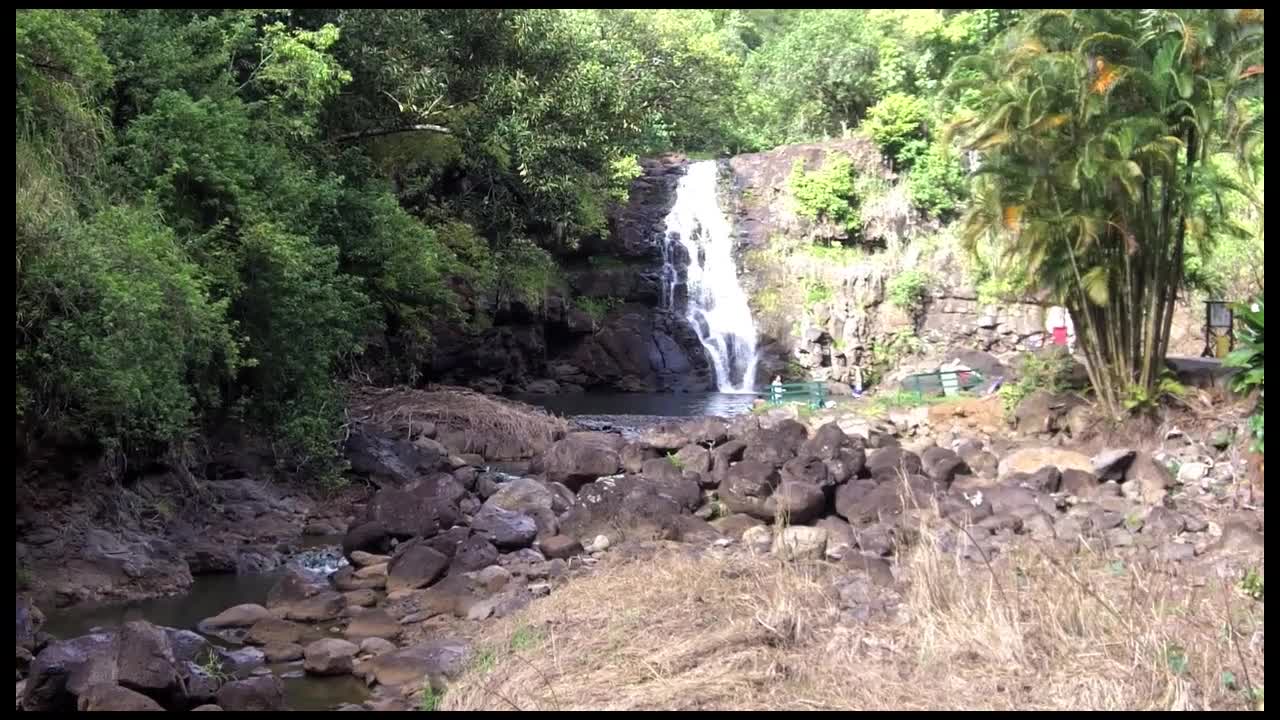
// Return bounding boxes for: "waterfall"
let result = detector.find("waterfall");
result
[661,161,760,393]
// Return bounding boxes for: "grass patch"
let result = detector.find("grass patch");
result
[419,686,445,711]
[440,520,1265,711]
[509,624,545,652]
[666,452,686,471]
[804,280,833,308]
[573,296,623,325]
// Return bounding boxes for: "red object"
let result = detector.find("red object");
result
[1052,326,1068,345]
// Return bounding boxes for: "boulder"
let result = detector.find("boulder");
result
[304,639,359,676]
[773,527,827,561]
[780,455,831,488]
[997,447,1093,481]
[816,516,857,559]
[262,643,304,663]
[542,432,622,490]
[213,647,265,680]
[200,604,270,630]
[215,675,285,712]
[709,513,765,540]
[386,542,450,592]
[192,704,224,711]
[77,683,165,712]
[558,476,691,543]
[341,522,391,562]
[244,618,306,647]
[364,487,460,540]
[342,589,380,609]
[364,641,470,688]
[1059,469,1098,495]
[470,506,538,549]
[16,596,44,652]
[333,566,386,592]
[835,476,935,525]
[178,661,221,705]
[343,611,401,643]
[538,535,583,559]
[23,633,118,712]
[768,482,826,525]
[163,629,212,667]
[865,446,923,482]
[1023,466,1062,493]
[672,444,711,475]
[1125,453,1174,505]
[717,460,780,520]
[355,563,387,579]
[1091,448,1137,482]
[1012,390,1076,434]
[115,621,178,697]
[921,446,966,486]
[799,422,851,460]
[451,535,500,573]
[742,429,799,468]
[359,638,396,656]
[283,593,345,623]
[620,442,661,474]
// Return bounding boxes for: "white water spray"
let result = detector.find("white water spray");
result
[661,161,760,393]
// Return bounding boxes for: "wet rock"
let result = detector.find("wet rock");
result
[303,639,359,675]
[344,611,401,643]
[386,542,450,593]
[470,506,537,549]
[77,683,165,712]
[215,675,285,711]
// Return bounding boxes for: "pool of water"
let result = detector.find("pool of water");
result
[42,540,369,710]
[511,391,758,418]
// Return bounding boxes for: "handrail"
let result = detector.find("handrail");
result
[759,381,828,408]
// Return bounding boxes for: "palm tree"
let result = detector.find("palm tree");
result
[944,9,1264,418]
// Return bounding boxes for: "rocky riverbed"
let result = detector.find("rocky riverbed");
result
[17,385,1263,711]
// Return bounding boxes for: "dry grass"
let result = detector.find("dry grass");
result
[440,527,1264,711]
[347,384,568,458]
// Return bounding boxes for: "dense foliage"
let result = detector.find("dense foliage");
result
[14,9,1265,475]
[947,9,1264,418]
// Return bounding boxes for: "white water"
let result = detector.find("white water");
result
[661,161,760,393]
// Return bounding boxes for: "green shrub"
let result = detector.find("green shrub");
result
[861,93,929,167]
[418,686,444,712]
[804,280,834,308]
[865,329,923,388]
[789,155,862,234]
[886,269,931,312]
[573,296,623,326]
[998,348,1080,419]
[1224,298,1263,454]
[904,142,968,218]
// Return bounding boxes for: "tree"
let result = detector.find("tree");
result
[947,9,1264,417]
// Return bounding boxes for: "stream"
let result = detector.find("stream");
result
[42,538,372,711]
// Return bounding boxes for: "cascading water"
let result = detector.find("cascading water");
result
[661,161,760,393]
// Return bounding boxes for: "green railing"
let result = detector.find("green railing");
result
[900,369,985,400]
[761,381,828,408]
